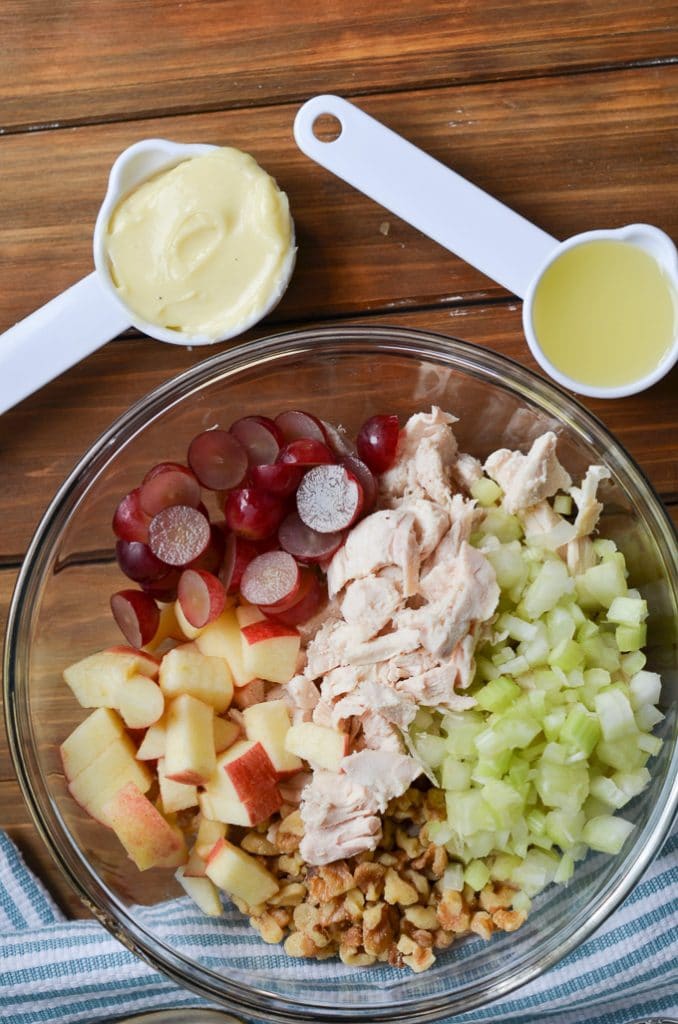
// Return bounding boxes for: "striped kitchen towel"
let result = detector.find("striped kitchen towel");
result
[1,828,676,1024]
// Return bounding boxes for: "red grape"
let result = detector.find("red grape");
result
[110,589,160,648]
[115,539,168,582]
[224,487,286,540]
[140,568,181,602]
[143,461,193,484]
[356,414,400,474]
[240,550,300,609]
[139,466,201,516]
[341,454,377,511]
[271,568,325,626]
[275,410,327,444]
[187,429,248,490]
[186,522,226,574]
[229,416,281,466]
[277,439,334,467]
[250,461,303,497]
[112,487,151,543]
[321,419,356,458]
[278,511,344,562]
[148,505,211,566]
[177,569,226,628]
[296,464,363,533]
[220,533,259,592]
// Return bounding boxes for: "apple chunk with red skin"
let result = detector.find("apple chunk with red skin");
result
[205,837,279,905]
[240,619,300,684]
[65,734,153,824]
[59,707,126,780]
[159,646,233,713]
[242,700,302,779]
[201,741,282,826]
[157,756,199,814]
[175,864,223,916]
[164,693,216,785]
[284,722,349,771]
[196,608,256,687]
[63,647,158,709]
[102,782,187,870]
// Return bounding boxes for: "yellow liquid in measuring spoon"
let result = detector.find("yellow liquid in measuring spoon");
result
[532,240,677,388]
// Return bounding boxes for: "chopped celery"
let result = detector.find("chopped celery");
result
[464,859,491,891]
[612,768,651,800]
[478,508,523,543]
[579,557,628,609]
[607,596,648,627]
[554,852,575,883]
[546,605,577,647]
[628,670,661,709]
[511,890,532,914]
[616,623,647,652]
[535,760,589,814]
[635,704,665,732]
[441,758,472,791]
[545,809,585,849]
[543,707,567,741]
[553,494,573,515]
[581,634,622,674]
[582,815,635,854]
[590,774,628,809]
[549,638,585,672]
[413,708,435,731]
[482,780,524,828]
[523,560,575,619]
[637,733,663,756]
[595,739,648,773]
[471,750,512,784]
[511,849,560,896]
[414,733,447,768]
[498,613,539,643]
[475,676,521,713]
[560,705,601,757]
[594,688,637,742]
[498,653,531,677]
[490,852,522,881]
[621,650,647,677]
[484,542,528,591]
[446,790,495,835]
[439,863,464,892]
[471,477,502,507]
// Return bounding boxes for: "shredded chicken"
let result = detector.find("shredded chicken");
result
[484,431,572,514]
[570,465,611,538]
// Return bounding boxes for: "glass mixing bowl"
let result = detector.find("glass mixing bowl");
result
[4,326,677,1023]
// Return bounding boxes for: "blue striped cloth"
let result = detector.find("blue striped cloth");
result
[1,828,676,1024]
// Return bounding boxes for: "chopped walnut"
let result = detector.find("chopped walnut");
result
[250,912,284,944]
[241,831,279,856]
[363,902,397,956]
[404,905,439,930]
[354,861,386,901]
[470,910,494,941]
[384,868,419,907]
[307,860,355,903]
[275,810,304,853]
[492,908,527,932]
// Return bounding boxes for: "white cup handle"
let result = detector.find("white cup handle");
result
[0,272,131,415]
[294,94,560,298]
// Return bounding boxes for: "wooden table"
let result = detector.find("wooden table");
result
[1,1,676,919]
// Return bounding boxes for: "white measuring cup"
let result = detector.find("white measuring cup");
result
[0,139,296,416]
[294,95,678,399]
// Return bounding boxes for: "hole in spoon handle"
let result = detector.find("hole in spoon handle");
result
[294,94,559,298]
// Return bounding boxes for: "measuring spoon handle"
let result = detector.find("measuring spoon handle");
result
[0,273,131,415]
[294,94,559,298]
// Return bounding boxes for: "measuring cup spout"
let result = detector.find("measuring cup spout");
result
[294,94,560,298]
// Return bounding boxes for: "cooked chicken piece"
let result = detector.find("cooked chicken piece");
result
[357,710,404,753]
[322,665,365,701]
[329,677,417,733]
[299,771,382,865]
[380,406,459,509]
[570,465,611,538]
[305,620,421,678]
[405,498,450,559]
[420,493,478,582]
[326,508,419,597]
[341,750,421,809]
[281,675,320,725]
[451,451,484,491]
[447,632,477,691]
[396,659,477,711]
[340,577,402,641]
[296,595,342,645]
[565,536,597,577]
[520,500,576,551]
[484,431,572,514]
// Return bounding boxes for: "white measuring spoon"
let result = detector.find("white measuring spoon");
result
[0,139,296,416]
[294,94,678,398]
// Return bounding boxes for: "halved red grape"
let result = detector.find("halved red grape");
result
[177,569,226,628]
[356,414,400,474]
[240,550,300,609]
[148,505,211,566]
[115,539,168,583]
[278,511,344,563]
[224,487,286,540]
[143,461,193,484]
[112,487,151,543]
[229,416,281,466]
[250,461,304,497]
[140,568,181,602]
[277,439,334,468]
[139,467,202,516]
[110,589,160,649]
[187,429,248,490]
[321,419,356,458]
[187,522,226,574]
[271,568,325,626]
[220,533,259,592]
[341,454,377,511]
[275,410,327,444]
[296,464,363,533]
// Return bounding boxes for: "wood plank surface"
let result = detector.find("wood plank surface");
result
[1,1,676,132]
[1,67,677,334]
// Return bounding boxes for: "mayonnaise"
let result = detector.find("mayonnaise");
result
[104,148,295,339]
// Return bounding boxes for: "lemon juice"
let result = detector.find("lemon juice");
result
[531,240,677,389]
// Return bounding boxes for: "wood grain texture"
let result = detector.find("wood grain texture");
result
[1,67,677,334]
[1,1,676,132]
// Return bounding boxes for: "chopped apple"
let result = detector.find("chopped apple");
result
[136,716,167,760]
[118,674,165,729]
[175,864,223,916]
[200,742,281,826]
[205,837,279,905]
[213,715,240,753]
[235,604,267,628]
[63,647,158,708]
[102,782,187,870]
[59,708,125,780]
[164,694,216,785]
[157,756,199,814]
[231,678,266,709]
[242,700,302,778]
[285,722,348,771]
[67,736,153,824]
[195,818,227,860]
[240,620,300,684]
[183,847,208,877]
[159,646,233,713]
[195,608,255,687]
[174,599,204,641]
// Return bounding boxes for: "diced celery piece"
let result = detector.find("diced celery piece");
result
[532,668,563,694]
[464,831,497,860]
[464,859,491,891]
[554,852,575,884]
[492,646,516,667]
[490,852,521,881]
[542,741,567,764]
[637,733,663,756]
[526,807,547,836]
[582,815,635,854]
[444,832,466,859]
[441,713,485,758]
[590,774,629,809]
[475,676,521,713]
[594,688,637,742]
[511,889,532,914]
[413,708,434,731]
[616,623,647,652]
[499,654,531,676]
[476,655,502,682]
[612,768,651,800]
[479,508,523,543]
[553,494,573,516]
[546,605,577,647]
[629,670,662,710]
[447,790,495,836]
[482,779,525,829]
[522,739,547,763]
[579,557,628,609]
[535,759,589,814]
[441,757,473,791]
[485,542,528,592]
[523,560,575,620]
[621,650,647,677]
[607,596,648,627]
[508,757,530,787]
[519,625,551,667]
[576,619,600,642]
[415,733,448,768]
[471,477,502,507]
[427,820,454,845]
[498,613,538,643]
[511,849,560,896]
[476,713,541,757]
[560,705,601,757]
[545,809,585,849]
[549,638,585,672]
[582,634,621,673]
[439,863,464,892]
[595,739,648,772]
[635,704,665,732]
[471,750,512,784]
[593,538,619,560]
[526,688,547,717]
[543,707,567,741]
[584,668,611,690]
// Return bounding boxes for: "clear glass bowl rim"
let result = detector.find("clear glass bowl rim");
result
[4,324,677,1023]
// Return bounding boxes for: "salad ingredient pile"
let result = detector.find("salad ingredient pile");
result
[59,406,664,973]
